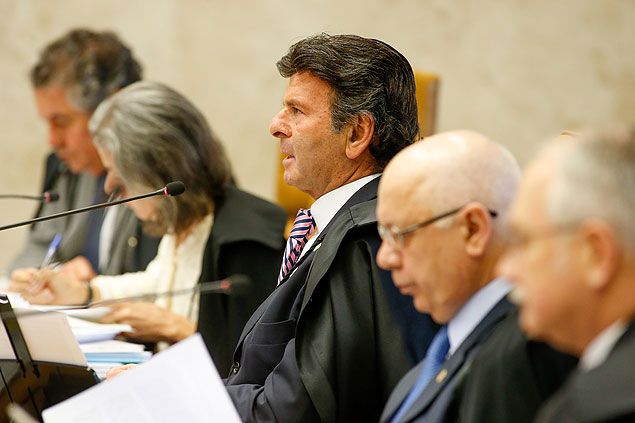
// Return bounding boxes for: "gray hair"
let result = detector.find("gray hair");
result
[89,80,231,236]
[30,29,142,112]
[548,127,635,253]
[276,33,419,169]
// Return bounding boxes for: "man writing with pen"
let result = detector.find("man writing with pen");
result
[9,29,160,280]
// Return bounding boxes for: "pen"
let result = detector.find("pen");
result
[41,233,62,269]
[28,233,62,296]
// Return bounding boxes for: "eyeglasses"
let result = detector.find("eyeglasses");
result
[378,206,498,249]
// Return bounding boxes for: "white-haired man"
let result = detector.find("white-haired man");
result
[499,128,635,422]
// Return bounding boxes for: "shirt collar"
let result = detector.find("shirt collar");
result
[299,174,380,257]
[310,174,380,236]
[579,319,628,372]
[447,278,512,355]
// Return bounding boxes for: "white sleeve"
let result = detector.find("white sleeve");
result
[91,235,166,300]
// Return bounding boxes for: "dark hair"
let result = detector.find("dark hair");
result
[30,29,142,112]
[89,81,231,236]
[277,33,419,169]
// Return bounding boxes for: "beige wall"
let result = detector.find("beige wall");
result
[0,0,633,272]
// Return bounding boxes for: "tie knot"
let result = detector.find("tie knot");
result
[289,208,316,240]
[277,208,317,283]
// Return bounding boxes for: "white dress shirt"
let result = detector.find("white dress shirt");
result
[447,278,512,355]
[579,319,628,372]
[92,214,213,323]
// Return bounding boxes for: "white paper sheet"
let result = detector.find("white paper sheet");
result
[42,333,241,423]
[65,316,133,343]
[33,305,113,322]
[80,339,146,353]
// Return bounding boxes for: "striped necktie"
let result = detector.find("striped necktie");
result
[278,208,316,283]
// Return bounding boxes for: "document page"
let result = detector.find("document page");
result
[42,333,241,423]
[0,308,86,366]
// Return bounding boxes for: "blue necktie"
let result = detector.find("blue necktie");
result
[390,325,450,423]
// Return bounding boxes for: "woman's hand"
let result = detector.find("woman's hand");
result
[100,302,196,344]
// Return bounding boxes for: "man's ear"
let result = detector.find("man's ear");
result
[345,113,375,160]
[459,204,492,258]
[579,219,621,290]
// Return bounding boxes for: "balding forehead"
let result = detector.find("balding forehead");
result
[377,168,431,226]
[383,130,520,213]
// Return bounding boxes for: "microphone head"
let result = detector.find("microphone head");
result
[224,274,251,295]
[164,181,186,196]
[44,192,60,202]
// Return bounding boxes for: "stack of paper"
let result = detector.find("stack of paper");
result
[81,339,151,362]
[64,316,151,379]
[80,339,152,379]
[65,315,133,343]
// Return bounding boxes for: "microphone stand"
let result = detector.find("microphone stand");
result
[0,182,184,232]
[4,275,251,319]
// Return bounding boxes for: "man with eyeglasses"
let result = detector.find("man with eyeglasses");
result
[375,130,519,422]
[497,128,635,422]
[377,130,577,423]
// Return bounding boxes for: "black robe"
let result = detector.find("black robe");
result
[225,178,438,423]
[197,186,287,375]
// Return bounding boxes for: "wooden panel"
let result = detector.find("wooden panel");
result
[414,70,440,137]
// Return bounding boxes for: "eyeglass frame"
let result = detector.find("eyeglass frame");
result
[377,205,498,249]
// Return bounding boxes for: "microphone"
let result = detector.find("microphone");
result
[4,275,252,318]
[0,191,59,202]
[0,181,186,232]
[90,274,252,308]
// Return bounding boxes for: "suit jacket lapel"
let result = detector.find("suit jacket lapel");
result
[380,361,425,422]
[401,297,515,422]
[300,178,380,311]
[234,178,381,361]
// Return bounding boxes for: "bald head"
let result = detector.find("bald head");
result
[376,130,520,322]
[382,130,520,230]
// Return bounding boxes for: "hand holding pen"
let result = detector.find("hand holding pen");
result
[41,233,62,269]
[29,232,63,294]
[5,234,62,302]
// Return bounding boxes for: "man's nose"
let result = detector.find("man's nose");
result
[269,109,290,139]
[376,239,401,271]
[48,126,64,149]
